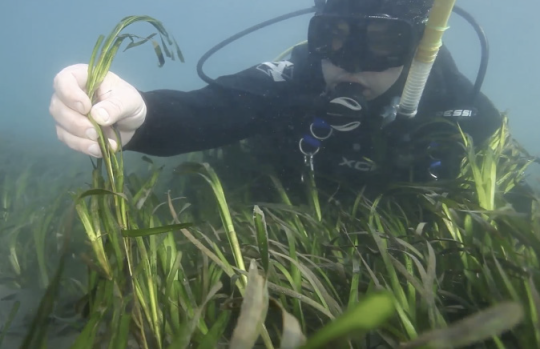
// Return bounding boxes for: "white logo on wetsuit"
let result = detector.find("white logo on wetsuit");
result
[256,61,294,82]
[436,109,474,118]
[339,157,376,172]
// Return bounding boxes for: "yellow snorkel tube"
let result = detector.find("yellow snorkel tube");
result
[398,0,457,118]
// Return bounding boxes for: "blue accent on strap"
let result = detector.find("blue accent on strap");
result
[429,160,442,168]
[303,134,321,148]
[429,142,439,148]
[312,118,330,129]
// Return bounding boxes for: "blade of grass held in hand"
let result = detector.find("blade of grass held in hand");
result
[84,15,183,196]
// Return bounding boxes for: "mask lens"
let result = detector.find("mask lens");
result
[308,15,415,72]
[366,19,412,59]
[308,16,351,56]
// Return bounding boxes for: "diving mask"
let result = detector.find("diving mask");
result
[308,14,418,73]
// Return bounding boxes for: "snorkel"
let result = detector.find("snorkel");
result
[397,0,457,118]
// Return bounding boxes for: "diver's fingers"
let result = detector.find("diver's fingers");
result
[50,93,96,141]
[90,71,147,130]
[50,64,145,150]
[56,125,118,158]
[52,64,93,115]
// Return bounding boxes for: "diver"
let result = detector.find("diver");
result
[49,0,506,202]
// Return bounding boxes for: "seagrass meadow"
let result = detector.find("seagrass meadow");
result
[1,15,540,349]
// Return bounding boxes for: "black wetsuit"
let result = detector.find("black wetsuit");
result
[125,44,502,197]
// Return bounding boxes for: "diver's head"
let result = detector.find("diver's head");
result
[309,0,433,99]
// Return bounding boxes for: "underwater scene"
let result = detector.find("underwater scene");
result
[1,0,540,348]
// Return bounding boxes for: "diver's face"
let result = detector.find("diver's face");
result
[321,58,403,101]
[320,19,405,100]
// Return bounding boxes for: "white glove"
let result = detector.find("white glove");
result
[49,64,147,157]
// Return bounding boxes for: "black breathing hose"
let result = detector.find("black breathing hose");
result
[196,7,317,86]
[452,5,490,105]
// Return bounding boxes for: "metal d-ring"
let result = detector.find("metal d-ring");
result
[298,138,320,157]
[310,123,333,140]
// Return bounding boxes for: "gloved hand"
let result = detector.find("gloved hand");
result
[49,64,147,157]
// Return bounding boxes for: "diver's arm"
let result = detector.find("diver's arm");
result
[124,68,290,157]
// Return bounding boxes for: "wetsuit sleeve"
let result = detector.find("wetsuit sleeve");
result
[124,65,292,157]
